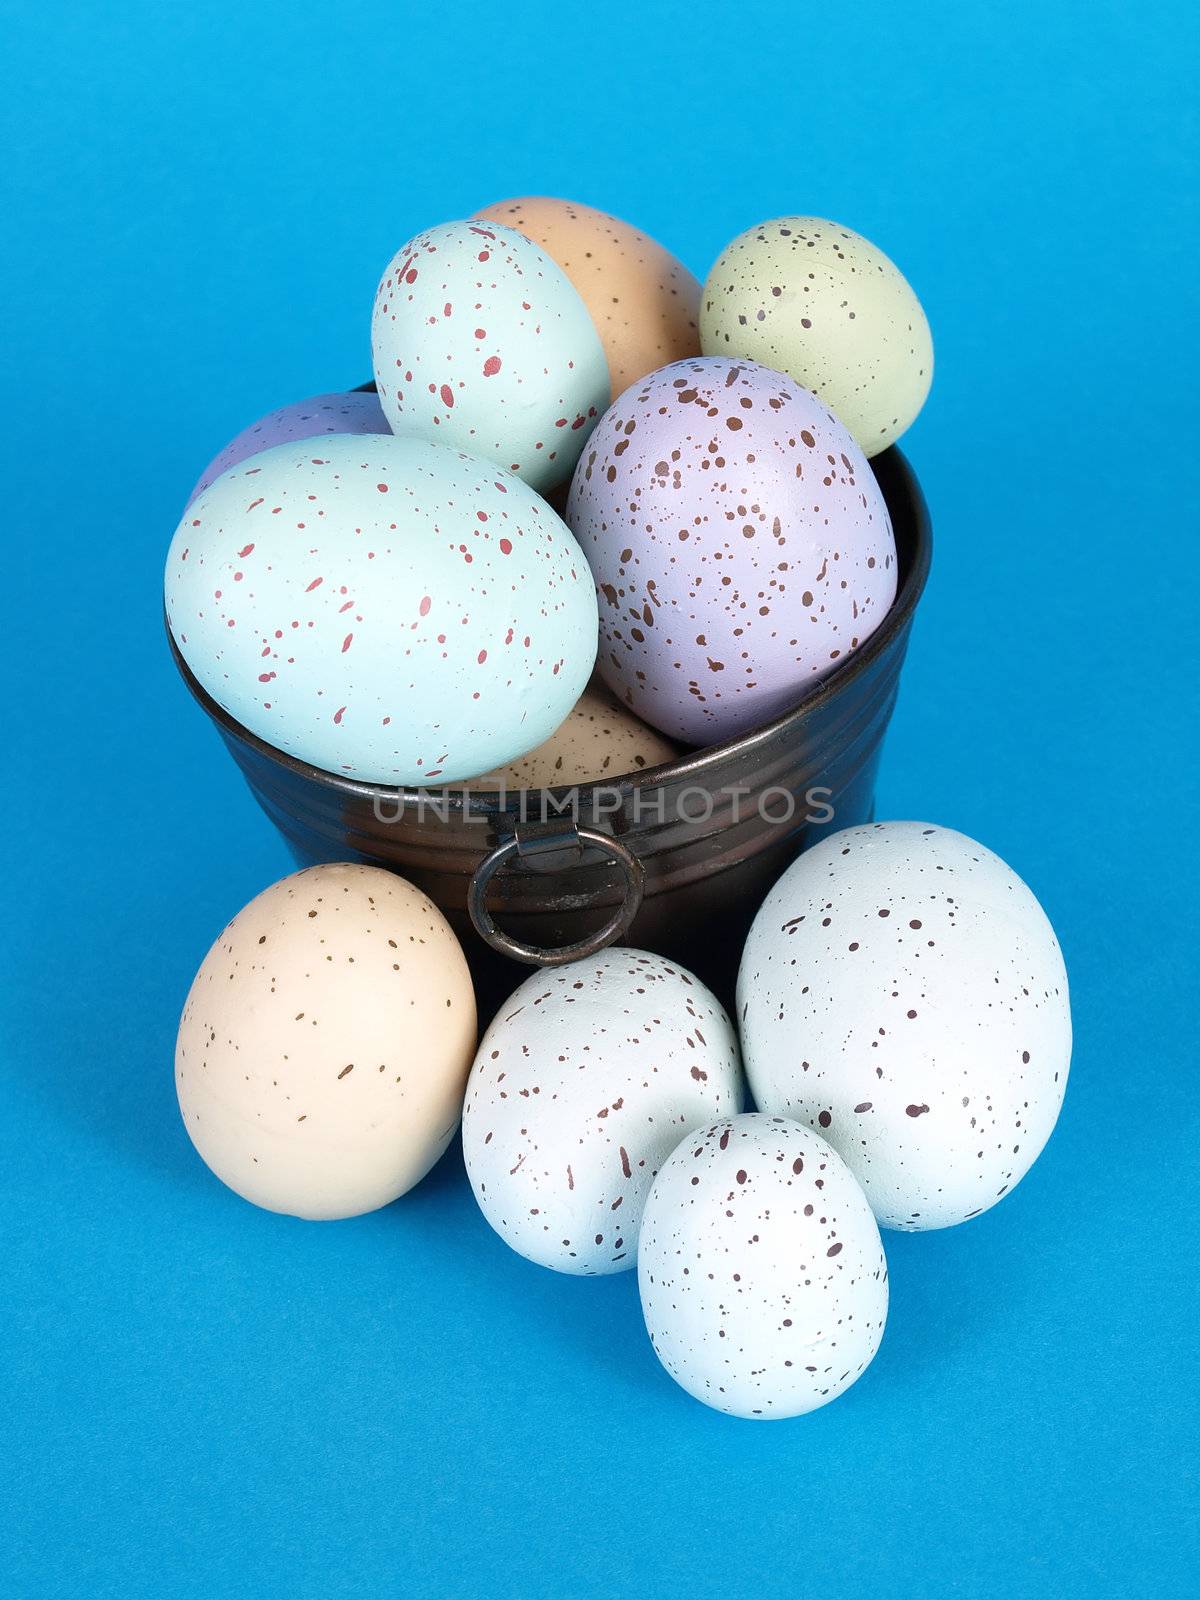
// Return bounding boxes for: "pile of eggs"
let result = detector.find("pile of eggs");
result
[175,823,1070,1420]
[165,199,932,783]
[167,198,1071,1419]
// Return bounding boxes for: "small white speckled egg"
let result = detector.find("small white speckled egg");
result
[463,678,679,788]
[701,217,933,455]
[462,950,744,1275]
[638,1113,888,1418]
[371,219,609,492]
[738,823,1072,1230]
[164,431,598,784]
[175,864,476,1220]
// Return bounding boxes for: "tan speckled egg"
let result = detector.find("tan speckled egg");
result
[175,863,476,1220]
[475,196,701,401]
[464,679,679,788]
[701,217,933,455]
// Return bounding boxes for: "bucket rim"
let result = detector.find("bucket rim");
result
[165,444,931,813]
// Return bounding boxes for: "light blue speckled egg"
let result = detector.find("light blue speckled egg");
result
[164,432,598,784]
[371,220,609,493]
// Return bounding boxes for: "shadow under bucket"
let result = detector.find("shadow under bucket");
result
[167,445,931,1013]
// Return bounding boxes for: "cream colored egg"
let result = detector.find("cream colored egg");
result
[175,863,476,1220]
[700,217,933,455]
[476,196,702,401]
[464,679,679,788]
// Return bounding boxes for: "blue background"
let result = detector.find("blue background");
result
[2,2,1196,1595]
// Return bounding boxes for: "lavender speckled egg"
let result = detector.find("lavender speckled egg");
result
[462,950,744,1275]
[567,356,897,745]
[638,1113,888,1418]
[738,823,1072,1230]
[165,431,598,784]
[175,864,477,1220]
[701,217,933,456]
[185,390,390,507]
[371,219,609,493]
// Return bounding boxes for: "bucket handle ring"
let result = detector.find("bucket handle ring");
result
[468,826,646,967]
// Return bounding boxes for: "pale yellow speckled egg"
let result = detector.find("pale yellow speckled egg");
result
[700,217,933,455]
[175,863,476,1220]
[464,678,679,788]
[475,196,702,401]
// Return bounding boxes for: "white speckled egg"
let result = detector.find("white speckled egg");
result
[463,677,679,788]
[164,431,598,784]
[738,823,1072,1230]
[638,1113,888,1418]
[567,356,896,744]
[175,864,477,1220]
[701,218,933,455]
[371,219,609,492]
[462,950,744,1275]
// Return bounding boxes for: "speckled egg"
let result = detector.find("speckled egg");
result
[474,196,701,401]
[185,390,389,507]
[638,1113,888,1418]
[462,951,744,1275]
[371,219,609,492]
[165,431,598,784]
[175,864,477,1220]
[738,823,1072,1231]
[567,356,896,744]
[701,218,933,455]
[463,677,679,788]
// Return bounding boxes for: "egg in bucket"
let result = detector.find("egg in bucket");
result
[167,207,932,1012]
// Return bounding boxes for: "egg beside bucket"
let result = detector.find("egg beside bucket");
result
[166,443,930,1012]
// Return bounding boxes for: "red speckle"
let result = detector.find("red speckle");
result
[476,510,488,523]
[341,633,354,653]
[419,596,432,616]
[483,355,502,377]
[443,302,453,317]
[404,267,418,284]
[258,672,275,683]
[477,250,490,262]
[440,384,455,409]
[494,481,507,493]
[477,649,487,664]
[306,577,323,592]
[474,327,487,340]
[246,499,264,512]
[377,482,389,493]
[238,543,255,558]
[333,706,346,724]
[499,538,512,555]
